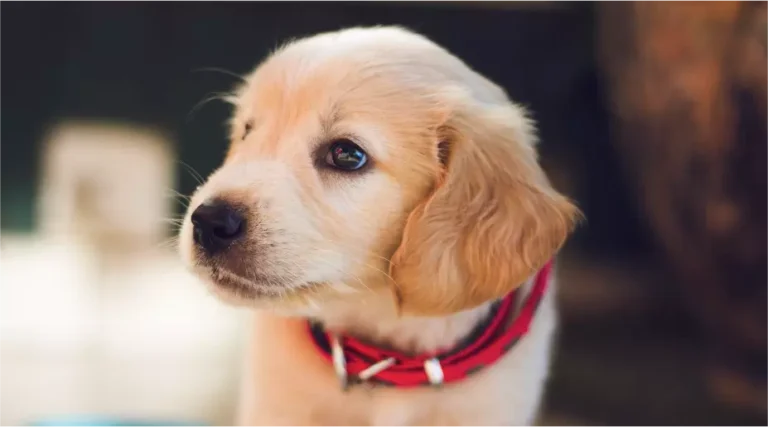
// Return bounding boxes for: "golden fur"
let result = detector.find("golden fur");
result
[180,26,580,425]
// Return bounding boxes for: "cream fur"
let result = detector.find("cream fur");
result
[180,26,580,426]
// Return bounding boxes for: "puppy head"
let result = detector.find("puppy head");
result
[179,27,580,316]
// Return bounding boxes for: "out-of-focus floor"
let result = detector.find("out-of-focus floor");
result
[2,234,764,426]
[1,233,598,426]
[1,234,246,426]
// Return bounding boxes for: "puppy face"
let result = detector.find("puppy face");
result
[179,27,580,316]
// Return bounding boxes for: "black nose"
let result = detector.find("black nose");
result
[191,201,245,254]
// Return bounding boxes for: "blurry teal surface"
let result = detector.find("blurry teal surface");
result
[31,417,204,426]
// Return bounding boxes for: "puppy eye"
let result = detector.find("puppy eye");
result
[325,140,368,171]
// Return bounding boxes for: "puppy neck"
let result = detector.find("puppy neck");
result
[310,276,537,356]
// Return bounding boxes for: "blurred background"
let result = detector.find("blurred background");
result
[1,2,766,426]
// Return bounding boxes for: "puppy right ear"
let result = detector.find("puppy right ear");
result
[390,98,581,316]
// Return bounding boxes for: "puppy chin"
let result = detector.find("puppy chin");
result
[189,263,326,315]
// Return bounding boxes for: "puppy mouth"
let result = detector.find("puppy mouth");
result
[201,265,321,300]
[208,266,264,298]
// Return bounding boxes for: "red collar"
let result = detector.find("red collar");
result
[308,261,553,389]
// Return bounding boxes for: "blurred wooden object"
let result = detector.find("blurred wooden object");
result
[597,1,767,417]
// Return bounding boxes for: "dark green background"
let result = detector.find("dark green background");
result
[1,2,647,255]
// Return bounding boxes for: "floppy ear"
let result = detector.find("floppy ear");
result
[390,100,581,316]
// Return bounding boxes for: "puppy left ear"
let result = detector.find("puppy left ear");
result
[390,99,582,316]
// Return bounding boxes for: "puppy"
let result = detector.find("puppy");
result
[180,26,580,426]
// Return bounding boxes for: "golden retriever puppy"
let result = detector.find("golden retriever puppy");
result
[180,26,580,426]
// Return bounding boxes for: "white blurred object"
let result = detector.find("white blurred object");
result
[1,121,244,426]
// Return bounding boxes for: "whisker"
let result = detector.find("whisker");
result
[186,91,236,123]
[165,188,191,201]
[161,218,185,225]
[156,236,180,250]
[177,160,206,186]
[191,67,247,83]
[164,189,192,210]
